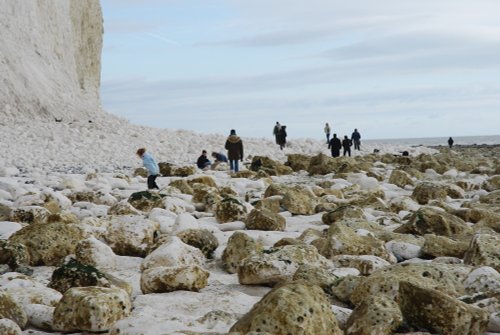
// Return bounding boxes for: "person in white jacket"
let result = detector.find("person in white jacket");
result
[136,148,159,189]
[324,123,331,144]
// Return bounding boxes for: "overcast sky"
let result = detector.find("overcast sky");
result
[100,0,500,139]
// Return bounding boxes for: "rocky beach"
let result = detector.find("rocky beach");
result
[1,0,499,334]
[1,143,499,334]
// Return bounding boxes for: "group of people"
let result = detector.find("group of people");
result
[325,124,362,157]
[328,134,354,157]
[136,129,245,190]
[136,126,459,191]
[136,124,362,190]
[272,122,287,150]
[196,150,228,170]
[196,129,244,172]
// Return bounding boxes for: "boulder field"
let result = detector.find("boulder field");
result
[1,146,499,334]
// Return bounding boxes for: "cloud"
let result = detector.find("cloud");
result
[322,29,500,61]
[102,71,500,138]
[100,0,500,138]
[144,32,180,45]
[200,28,333,47]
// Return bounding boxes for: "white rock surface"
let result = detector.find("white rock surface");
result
[24,304,55,331]
[141,236,205,271]
[0,0,103,122]
[386,240,422,261]
[172,213,199,233]
[464,266,500,293]
[0,273,62,309]
[0,318,22,335]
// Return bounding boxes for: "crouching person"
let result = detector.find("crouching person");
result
[197,150,212,170]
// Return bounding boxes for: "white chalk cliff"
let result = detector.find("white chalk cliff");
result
[0,0,103,121]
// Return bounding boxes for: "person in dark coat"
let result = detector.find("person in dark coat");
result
[225,129,244,172]
[351,128,361,150]
[328,133,342,157]
[196,150,211,170]
[342,135,352,157]
[277,125,287,150]
[272,122,281,144]
[448,137,454,148]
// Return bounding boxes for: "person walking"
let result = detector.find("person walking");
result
[351,128,361,150]
[324,123,331,144]
[328,133,342,157]
[196,150,211,170]
[225,129,244,172]
[448,137,454,148]
[273,122,281,144]
[136,148,160,190]
[277,125,287,150]
[342,135,352,157]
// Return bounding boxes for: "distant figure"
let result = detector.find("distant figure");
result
[402,151,409,156]
[324,123,331,144]
[136,148,159,190]
[197,150,211,170]
[351,128,361,150]
[277,125,287,150]
[342,135,352,157]
[448,137,454,148]
[225,129,244,172]
[273,122,281,144]
[328,133,342,157]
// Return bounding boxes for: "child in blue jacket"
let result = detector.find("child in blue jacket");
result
[136,148,159,189]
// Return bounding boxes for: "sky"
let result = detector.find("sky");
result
[100,0,500,140]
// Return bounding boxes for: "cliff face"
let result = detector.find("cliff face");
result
[0,0,103,120]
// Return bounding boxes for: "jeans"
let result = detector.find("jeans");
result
[147,175,159,189]
[229,160,239,172]
[326,133,330,143]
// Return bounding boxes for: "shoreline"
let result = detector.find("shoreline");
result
[429,144,500,149]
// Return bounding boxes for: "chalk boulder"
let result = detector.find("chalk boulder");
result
[140,265,209,294]
[230,281,343,334]
[222,232,263,274]
[53,286,131,332]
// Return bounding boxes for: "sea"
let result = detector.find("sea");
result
[364,135,500,147]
